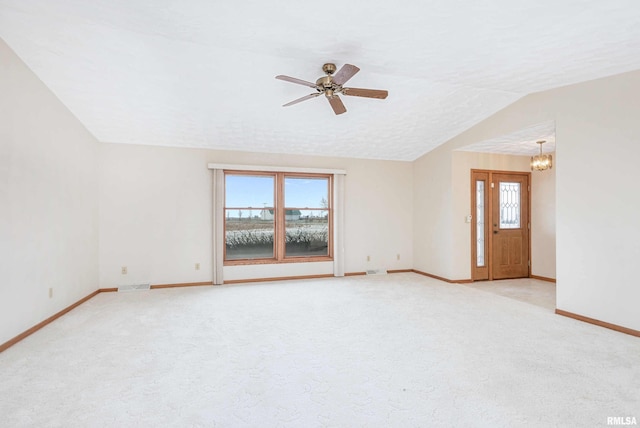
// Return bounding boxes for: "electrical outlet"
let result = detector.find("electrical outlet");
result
[49,288,53,298]
[367,255,370,262]
[397,254,400,260]
[121,266,128,275]
[195,263,200,270]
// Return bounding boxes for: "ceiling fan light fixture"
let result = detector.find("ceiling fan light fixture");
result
[531,140,552,171]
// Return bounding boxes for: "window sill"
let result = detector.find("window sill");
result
[224,256,333,266]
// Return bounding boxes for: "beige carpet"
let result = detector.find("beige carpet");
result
[1,273,638,427]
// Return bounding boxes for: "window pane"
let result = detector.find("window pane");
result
[285,211,329,257]
[225,174,275,260]
[499,182,521,229]
[225,209,274,260]
[285,177,328,208]
[476,180,485,267]
[225,175,274,208]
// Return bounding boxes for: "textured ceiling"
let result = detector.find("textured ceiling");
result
[1,1,639,161]
[457,121,556,156]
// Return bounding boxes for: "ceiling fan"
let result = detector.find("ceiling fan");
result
[276,63,388,115]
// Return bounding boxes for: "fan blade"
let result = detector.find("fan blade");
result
[332,64,360,86]
[276,75,318,88]
[283,93,321,107]
[327,95,347,115]
[342,87,388,99]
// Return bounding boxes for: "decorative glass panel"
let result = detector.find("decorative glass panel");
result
[499,182,521,229]
[476,180,485,267]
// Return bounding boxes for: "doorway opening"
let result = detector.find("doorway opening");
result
[471,169,531,281]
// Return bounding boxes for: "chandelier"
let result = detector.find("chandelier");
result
[531,140,552,171]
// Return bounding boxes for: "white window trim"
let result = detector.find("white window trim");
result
[208,163,346,175]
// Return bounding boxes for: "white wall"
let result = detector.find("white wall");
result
[99,144,414,286]
[412,144,453,278]
[531,156,556,279]
[0,39,99,345]
[552,74,640,331]
[98,144,213,286]
[414,69,640,331]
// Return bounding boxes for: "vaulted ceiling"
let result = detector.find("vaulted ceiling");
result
[1,1,639,160]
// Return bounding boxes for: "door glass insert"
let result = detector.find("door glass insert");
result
[476,180,485,266]
[499,182,521,229]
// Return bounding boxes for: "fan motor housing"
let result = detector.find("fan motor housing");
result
[316,75,334,89]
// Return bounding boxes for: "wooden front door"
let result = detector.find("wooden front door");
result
[491,173,529,279]
[472,170,530,281]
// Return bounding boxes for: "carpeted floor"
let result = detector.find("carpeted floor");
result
[1,273,638,427]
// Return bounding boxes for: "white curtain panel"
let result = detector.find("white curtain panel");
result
[212,169,225,285]
[333,174,345,277]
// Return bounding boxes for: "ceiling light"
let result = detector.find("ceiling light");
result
[531,140,552,171]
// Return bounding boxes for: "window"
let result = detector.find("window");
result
[476,180,485,267]
[225,174,275,260]
[499,181,521,229]
[224,171,332,264]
